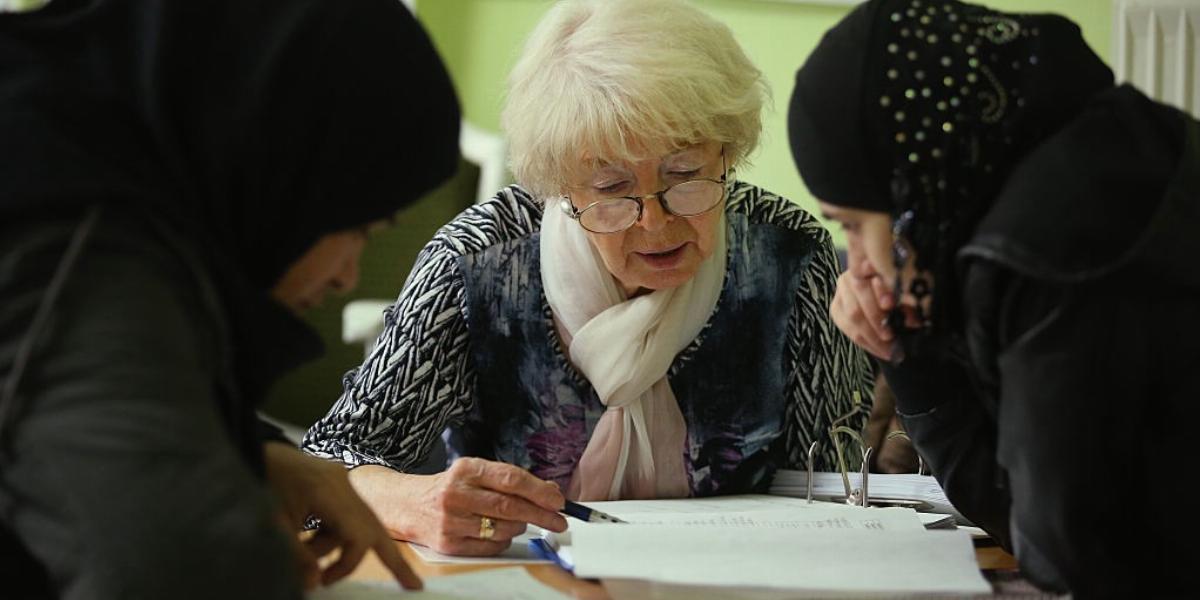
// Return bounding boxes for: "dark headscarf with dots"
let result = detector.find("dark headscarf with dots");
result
[788,0,1112,333]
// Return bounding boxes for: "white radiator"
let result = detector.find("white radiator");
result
[1114,0,1200,117]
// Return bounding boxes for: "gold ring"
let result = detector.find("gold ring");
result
[479,516,495,540]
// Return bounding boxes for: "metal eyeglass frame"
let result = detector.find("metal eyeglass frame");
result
[561,153,732,234]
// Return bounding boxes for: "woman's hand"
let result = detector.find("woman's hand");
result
[262,442,421,591]
[349,457,568,556]
[830,269,895,361]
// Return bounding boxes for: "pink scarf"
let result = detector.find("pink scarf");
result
[540,198,726,500]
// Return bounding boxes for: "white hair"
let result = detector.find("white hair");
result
[502,0,769,197]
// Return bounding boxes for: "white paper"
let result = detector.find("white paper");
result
[570,526,990,596]
[916,511,956,529]
[569,494,927,531]
[958,525,991,539]
[309,568,567,599]
[544,496,926,553]
[407,529,550,565]
[581,494,826,516]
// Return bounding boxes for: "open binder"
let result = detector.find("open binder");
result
[534,494,990,597]
[772,391,971,527]
[768,470,967,527]
[525,393,992,596]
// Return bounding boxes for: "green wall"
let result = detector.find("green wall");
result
[265,0,1113,428]
[419,0,1112,246]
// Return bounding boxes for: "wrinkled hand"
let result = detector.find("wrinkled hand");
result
[263,442,421,591]
[350,457,567,556]
[830,269,895,361]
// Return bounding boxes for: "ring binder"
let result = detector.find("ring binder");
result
[805,440,819,503]
[885,429,926,476]
[830,391,872,506]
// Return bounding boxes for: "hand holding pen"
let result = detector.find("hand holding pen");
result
[348,457,568,557]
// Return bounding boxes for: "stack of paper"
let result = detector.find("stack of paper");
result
[769,470,972,526]
[917,512,957,530]
[556,495,991,598]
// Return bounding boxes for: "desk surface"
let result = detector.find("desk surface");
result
[349,540,1019,598]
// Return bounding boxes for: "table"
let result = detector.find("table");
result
[349,540,1020,598]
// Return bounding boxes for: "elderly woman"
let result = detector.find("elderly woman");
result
[304,0,872,556]
[788,0,1200,595]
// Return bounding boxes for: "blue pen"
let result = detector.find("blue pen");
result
[561,499,626,524]
[528,536,575,572]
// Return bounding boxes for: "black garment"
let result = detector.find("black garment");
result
[788,0,1111,331]
[882,88,1200,596]
[0,0,460,597]
[0,212,300,599]
[0,0,461,413]
[788,0,1200,595]
[0,0,460,286]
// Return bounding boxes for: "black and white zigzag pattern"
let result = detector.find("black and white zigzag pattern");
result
[302,182,873,472]
[726,185,875,471]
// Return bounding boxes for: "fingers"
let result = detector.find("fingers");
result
[284,519,321,591]
[469,489,567,533]
[847,273,891,344]
[321,541,367,587]
[429,536,514,557]
[304,530,342,561]
[441,514,527,542]
[302,513,422,590]
[449,459,567,532]
[403,459,566,557]
[832,272,893,361]
[870,275,894,312]
[460,459,564,511]
[373,536,423,591]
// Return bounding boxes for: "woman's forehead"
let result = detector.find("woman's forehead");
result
[578,141,717,171]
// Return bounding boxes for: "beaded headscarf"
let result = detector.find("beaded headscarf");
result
[789,0,1112,356]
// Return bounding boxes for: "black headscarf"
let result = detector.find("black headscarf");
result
[0,0,460,423]
[788,0,1112,335]
[0,0,460,287]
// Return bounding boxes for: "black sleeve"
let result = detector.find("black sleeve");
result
[256,418,293,447]
[880,352,1013,550]
[918,259,1193,596]
[968,263,1174,595]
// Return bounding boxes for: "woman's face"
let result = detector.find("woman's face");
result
[271,223,383,314]
[567,141,726,297]
[818,202,929,323]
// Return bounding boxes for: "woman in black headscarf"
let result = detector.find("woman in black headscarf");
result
[789,0,1199,595]
[0,0,459,597]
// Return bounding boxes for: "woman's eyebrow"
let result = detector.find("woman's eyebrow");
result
[590,168,630,181]
[589,163,633,177]
[665,146,707,160]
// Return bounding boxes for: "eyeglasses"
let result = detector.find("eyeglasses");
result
[562,155,732,234]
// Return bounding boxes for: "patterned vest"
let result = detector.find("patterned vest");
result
[455,209,821,496]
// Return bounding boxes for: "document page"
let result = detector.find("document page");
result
[570,527,990,596]
[575,494,926,531]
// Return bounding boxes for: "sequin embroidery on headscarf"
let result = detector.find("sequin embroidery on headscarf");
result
[789,0,1112,346]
